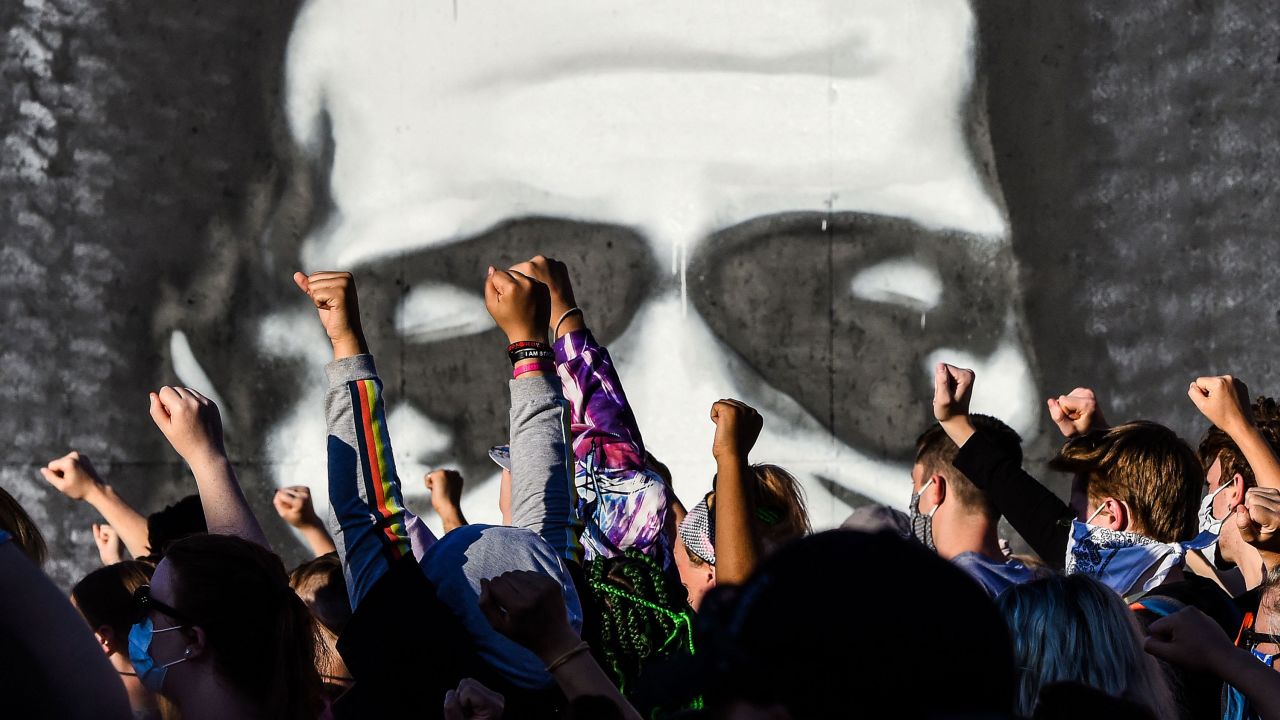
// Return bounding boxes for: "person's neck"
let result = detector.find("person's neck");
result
[173,670,266,720]
[109,652,159,714]
[935,513,1004,562]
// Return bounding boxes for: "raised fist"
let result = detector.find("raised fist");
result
[293,271,368,359]
[507,255,580,336]
[1188,375,1252,433]
[1046,388,1107,438]
[426,469,465,511]
[932,363,975,422]
[710,399,764,461]
[443,678,505,720]
[1235,486,1280,557]
[92,522,123,565]
[40,451,103,501]
[273,486,321,529]
[483,267,550,344]
[479,570,578,662]
[148,386,225,465]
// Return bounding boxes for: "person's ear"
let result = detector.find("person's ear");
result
[928,474,947,511]
[1228,474,1246,507]
[707,564,717,587]
[1102,498,1128,532]
[185,626,208,661]
[94,625,115,656]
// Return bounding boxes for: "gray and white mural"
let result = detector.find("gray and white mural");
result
[4,0,1279,588]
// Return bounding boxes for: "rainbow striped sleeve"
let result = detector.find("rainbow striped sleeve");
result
[349,377,412,560]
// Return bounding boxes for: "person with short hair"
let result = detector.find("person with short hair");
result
[71,561,159,718]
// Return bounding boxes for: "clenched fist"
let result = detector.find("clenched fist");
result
[1046,388,1107,438]
[148,386,226,466]
[483,267,550,344]
[293,271,368,359]
[507,255,582,337]
[933,363,975,422]
[1189,375,1251,434]
[1235,487,1280,561]
[40,451,104,501]
[92,522,123,565]
[479,570,578,662]
[273,486,322,529]
[710,399,763,461]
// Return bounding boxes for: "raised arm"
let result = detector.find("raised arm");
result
[709,399,764,585]
[935,363,1076,568]
[513,255,669,559]
[1189,375,1280,491]
[148,385,269,549]
[273,485,338,557]
[40,452,150,559]
[486,265,583,567]
[295,270,416,608]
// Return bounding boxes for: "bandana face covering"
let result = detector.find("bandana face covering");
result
[1197,478,1237,566]
[1065,505,1216,595]
[908,478,937,551]
[128,617,190,694]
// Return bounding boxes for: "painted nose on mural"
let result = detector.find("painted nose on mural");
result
[688,211,1014,460]
[349,218,660,478]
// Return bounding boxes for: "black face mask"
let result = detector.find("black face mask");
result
[908,478,936,551]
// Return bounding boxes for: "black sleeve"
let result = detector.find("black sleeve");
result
[952,430,1076,570]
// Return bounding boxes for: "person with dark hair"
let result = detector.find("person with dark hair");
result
[144,494,208,560]
[698,529,1016,719]
[911,415,1047,596]
[71,561,159,718]
[289,552,353,697]
[138,533,323,719]
[0,484,46,566]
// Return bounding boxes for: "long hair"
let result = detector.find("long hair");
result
[998,574,1178,718]
[165,534,322,720]
[72,560,154,641]
[749,464,811,555]
[585,549,694,695]
[0,485,46,565]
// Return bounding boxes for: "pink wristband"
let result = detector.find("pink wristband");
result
[513,360,554,379]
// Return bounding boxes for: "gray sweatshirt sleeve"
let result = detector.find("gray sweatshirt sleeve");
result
[508,374,583,566]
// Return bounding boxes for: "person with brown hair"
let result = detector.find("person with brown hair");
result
[911,416,1047,597]
[71,561,161,718]
[288,553,353,698]
[0,484,46,566]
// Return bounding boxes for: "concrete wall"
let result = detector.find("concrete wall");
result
[3,1,1278,588]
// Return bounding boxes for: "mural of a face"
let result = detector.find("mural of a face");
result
[222,0,1040,531]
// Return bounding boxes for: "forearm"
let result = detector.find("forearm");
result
[84,484,150,558]
[509,374,584,566]
[939,416,976,449]
[1217,649,1280,717]
[953,430,1074,568]
[712,453,758,584]
[299,522,338,557]
[538,633,642,720]
[188,454,270,549]
[325,354,413,607]
[1227,420,1280,490]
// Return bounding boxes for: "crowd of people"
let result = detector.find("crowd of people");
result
[4,255,1280,719]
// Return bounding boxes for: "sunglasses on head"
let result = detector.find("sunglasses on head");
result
[131,585,195,627]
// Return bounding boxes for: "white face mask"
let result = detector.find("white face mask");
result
[1198,476,1237,534]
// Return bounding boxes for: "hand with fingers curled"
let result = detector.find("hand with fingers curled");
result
[443,677,505,720]
[91,522,122,565]
[1143,606,1237,675]
[1189,374,1252,434]
[932,363,975,423]
[478,570,581,663]
[507,255,582,337]
[293,270,368,359]
[710,399,763,461]
[40,451,105,501]
[1234,486,1280,566]
[148,386,226,466]
[272,486,322,529]
[1046,387,1108,438]
[483,266,550,344]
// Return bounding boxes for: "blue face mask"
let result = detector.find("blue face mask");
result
[128,617,189,693]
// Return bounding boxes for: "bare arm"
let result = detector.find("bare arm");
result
[1190,375,1280,490]
[41,452,150,558]
[273,486,337,557]
[710,399,764,585]
[149,386,269,549]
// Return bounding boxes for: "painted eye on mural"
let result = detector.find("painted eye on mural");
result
[850,257,943,312]
[394,284,493,343]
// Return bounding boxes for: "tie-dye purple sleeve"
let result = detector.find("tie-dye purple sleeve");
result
[554,329,646,471]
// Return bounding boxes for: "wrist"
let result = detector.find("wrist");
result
[330,334,367,360]
[534,629,585,665]
[1223,415,1254,438]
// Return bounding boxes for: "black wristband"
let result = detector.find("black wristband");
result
[509,347,554,365]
